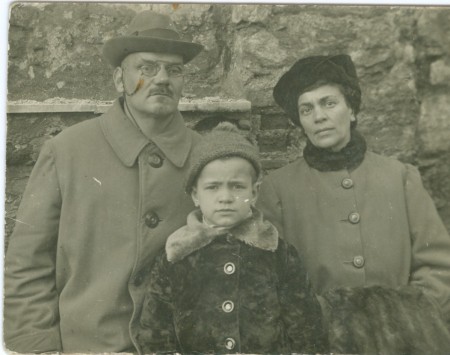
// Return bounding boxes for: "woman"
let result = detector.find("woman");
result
[258,54,450,353]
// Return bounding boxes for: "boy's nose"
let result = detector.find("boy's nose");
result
[218,188,234,203]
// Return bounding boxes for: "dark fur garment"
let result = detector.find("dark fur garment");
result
[321,285,450,354]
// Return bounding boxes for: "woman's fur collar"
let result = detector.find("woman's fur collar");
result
[303,129,367,172]
[166,208,278,263]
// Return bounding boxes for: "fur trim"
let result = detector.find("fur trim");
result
[303,129,367,172]
[166,208,278,262]
[321,285,450,354]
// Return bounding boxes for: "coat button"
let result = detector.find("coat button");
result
[222,300,234,313]
[224,262,236,275]
[144,212,160,228]
[353,255,365,268]
[225,337,236,350]
[342,178,354,189]
[148,153,164,168]
[348,212,360,224]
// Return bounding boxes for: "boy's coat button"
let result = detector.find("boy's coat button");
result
[222,300,234,313]
[225,338,236,350]
[224,262,236,275]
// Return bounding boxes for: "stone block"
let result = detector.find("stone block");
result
[261,158,288,171]
[430,59,450,86]
[231,5,272,24]
[258,129,288,152]
[260,113,290,130]
[417,8,450,57]
[418,93,450,154]
[235,30,288,69]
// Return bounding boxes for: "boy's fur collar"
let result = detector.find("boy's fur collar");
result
[166,208,278,263]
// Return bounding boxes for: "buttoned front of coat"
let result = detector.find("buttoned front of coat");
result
[136,209,327,354]
[4,99,201,353]
[258,152,450,321]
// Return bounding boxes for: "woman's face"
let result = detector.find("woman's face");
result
[297,84,355,152]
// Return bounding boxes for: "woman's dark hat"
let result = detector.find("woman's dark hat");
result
[273,54,361,126]
[103,10,204,67]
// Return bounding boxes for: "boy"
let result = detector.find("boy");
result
[135,122,327,354]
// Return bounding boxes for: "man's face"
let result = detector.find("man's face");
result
[114,52,184,119]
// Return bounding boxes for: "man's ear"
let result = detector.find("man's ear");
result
[113,67,124,93]
[191,188,199,207]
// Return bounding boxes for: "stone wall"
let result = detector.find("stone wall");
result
[6,3,450,238]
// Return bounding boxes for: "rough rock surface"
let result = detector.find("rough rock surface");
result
[6,3,450,238]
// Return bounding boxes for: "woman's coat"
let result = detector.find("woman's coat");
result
[258,151,450,321]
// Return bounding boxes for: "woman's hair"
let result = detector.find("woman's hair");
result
[288,79,359,130]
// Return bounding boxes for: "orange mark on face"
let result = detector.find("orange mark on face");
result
[172,3,179,10]
[134,78,144,92]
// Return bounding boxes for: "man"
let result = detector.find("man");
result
[4,10,203,353]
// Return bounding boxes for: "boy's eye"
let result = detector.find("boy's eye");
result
[205,185,218,190]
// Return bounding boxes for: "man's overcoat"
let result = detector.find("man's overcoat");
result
[4,99,201,353]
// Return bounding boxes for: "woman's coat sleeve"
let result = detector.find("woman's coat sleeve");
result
[4,141,63,352]
[404,164,450,320]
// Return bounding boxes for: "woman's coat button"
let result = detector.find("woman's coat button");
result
[348,212,361,224]
[342,178,354,189]
[353,255,365,268]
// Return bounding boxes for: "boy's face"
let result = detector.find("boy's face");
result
[191,157,259,228]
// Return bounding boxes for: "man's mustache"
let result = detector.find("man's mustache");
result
[148,86,173,97]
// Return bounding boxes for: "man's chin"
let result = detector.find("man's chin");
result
[145,99,178,117]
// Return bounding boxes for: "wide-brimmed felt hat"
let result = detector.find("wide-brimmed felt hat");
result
[103,10,204,67]
[273,54,361,126]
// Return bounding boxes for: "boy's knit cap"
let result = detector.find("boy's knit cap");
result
[185,122,261,193]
